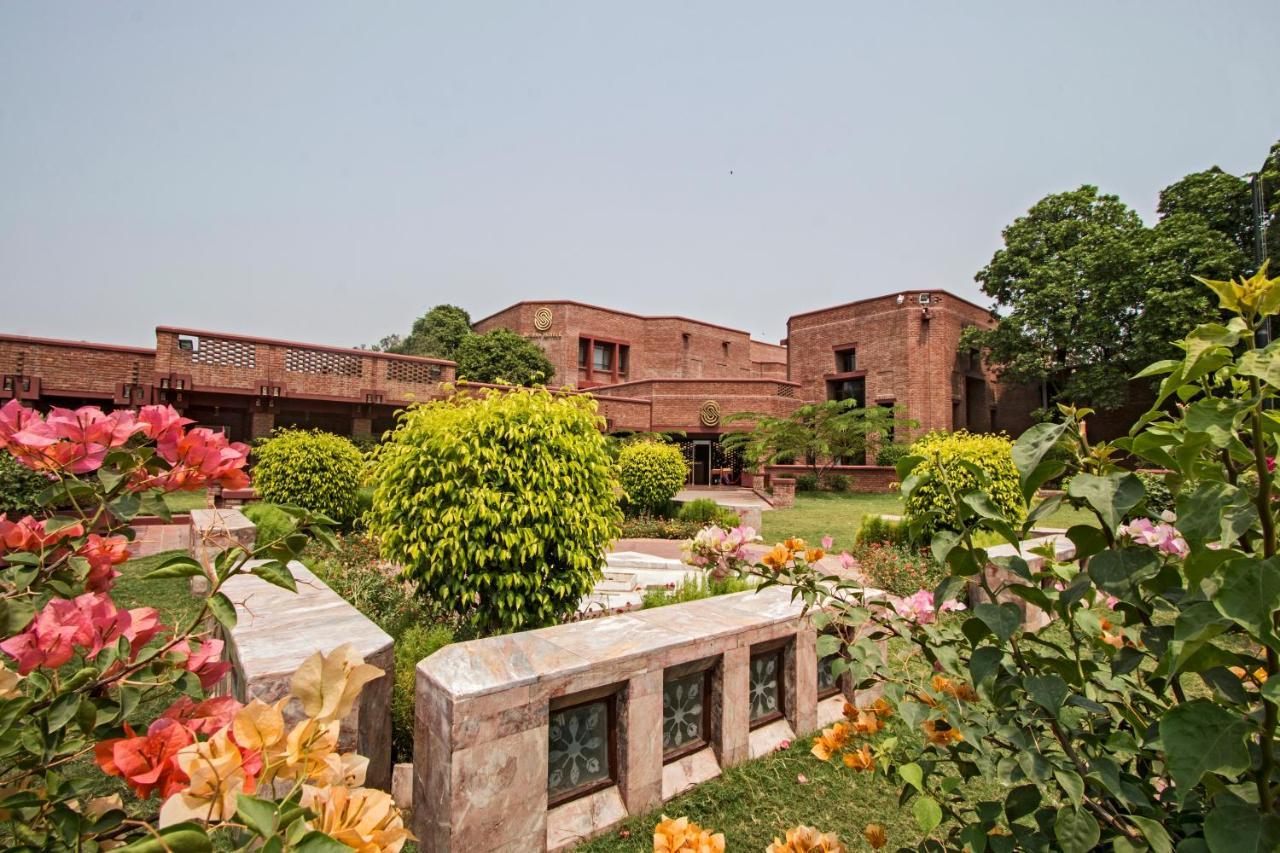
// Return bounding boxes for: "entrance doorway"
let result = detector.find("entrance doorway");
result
[689,440,713,486]
[681,438,743,486]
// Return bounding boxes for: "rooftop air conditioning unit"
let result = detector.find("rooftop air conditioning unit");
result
[917,293,932,306]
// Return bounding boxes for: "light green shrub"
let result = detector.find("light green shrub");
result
[794,473,820,492]
[1134,470,1175,516]
[618,440,688,515]
[392,624,454,762]
[903,430,1025,538]
[365,387,622,633]
[251,429,364,526]
[676,498,741,527]
[873,442,911,467]
[640,574,751,609]
[853,513,908,547]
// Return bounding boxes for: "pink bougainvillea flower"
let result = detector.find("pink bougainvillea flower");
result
[0,593,165,673]
[0,399,58,467]
[821,535,834,551]
[78,533,131,592]
[136,405,192,462]
[891,589,964,625]
[0,514,85,555]
[161,695,242,735]
[95,717,193,799]
[130,426,250,493]
[178,638,232,690]
[1119,518,1189,559]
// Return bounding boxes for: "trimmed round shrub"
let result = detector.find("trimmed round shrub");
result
[365,387,622,633]
[903,430,1025,538]
[874,442,911,468]
[618,441,688,516]
[251,429,364,526]
[0,453,50,514]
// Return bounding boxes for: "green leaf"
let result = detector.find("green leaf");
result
[236,794,280,838]
[294,831,356,853]
[1203,802,1280,853]
[1159,700,1251,802]
[251,561,298,593]
[969,645,1003,688]
[0,598,36,634]
[1054,768,1084,809]
[141,558,206,579]
[1004,784,1040,822]
[1089,547,1161,596]
[207,592,237,630]
[974,602,1023,643]
[913,796,942,835]
[815,634,841,658]
[1025,675,1069,718]
[1213,557,1280,650]
[1054,807,1100,853]
[1067,472,1144,532]
[1127,815,1172,853]
[47,693,80,732]
[117,822,212,853]
[899,762,923,791]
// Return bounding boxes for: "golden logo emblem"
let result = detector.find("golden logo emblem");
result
[699,400,721,427]
[533,307,553,331]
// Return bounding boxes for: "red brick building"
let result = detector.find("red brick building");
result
[0,288,1042,486]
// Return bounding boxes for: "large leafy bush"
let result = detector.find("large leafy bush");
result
[252,429,364,526]
[902,430,1024,538]
[618,440,688,515]
[732,265,1280,851]
[0,451,49,514]
[0,401,405,851]
[365,386,621,633]
[453,328,554,386]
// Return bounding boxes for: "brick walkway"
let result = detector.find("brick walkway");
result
[128,523,189,558]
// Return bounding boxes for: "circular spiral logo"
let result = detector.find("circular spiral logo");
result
[699,400,721,427]
[533,307,553,331]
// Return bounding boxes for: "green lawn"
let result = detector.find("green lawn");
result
[760,492,1098,550]
[162,489,212,514]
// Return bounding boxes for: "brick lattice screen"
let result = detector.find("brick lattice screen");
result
[386,360,442,384]
[191,337,256,368]
[284,348,363,377]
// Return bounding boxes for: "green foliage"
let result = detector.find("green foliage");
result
[767,265,1280,851]
[251,429,364,527]
[903,430,1025,538]
[618,516,705,539]
[854,513,908,547]
[392,624,454,763]
[874,442,912,468]
[399,304,473,359]
[794,474,820,492]
[820,473,850,492]
[307,533,439,638]
[365,386,621,633]
[1134,470,1174,517]
[676,498,740,528]
[241,502,297,545]
[723,399,915,478]
[454,328,554,386]
[640,573,751,609]
[618,440,688,516]
[0,452,50,514]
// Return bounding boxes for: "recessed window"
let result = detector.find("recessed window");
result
[592,343,613,372]
[618,345,630,376]
[578,338,590,369]
[828,377,865,406]
[663,660,716,762]
[749,644,786,728]
[835,348,856,373]
[548,690,618,806]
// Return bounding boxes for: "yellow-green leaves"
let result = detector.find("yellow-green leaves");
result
[252,429,364,526]
[617,440,687,515]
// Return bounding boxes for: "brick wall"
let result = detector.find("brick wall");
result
[474,301,786,388]
[764,464,898,493]
[0,334,156,405]
[154,328,455,405]
[786,291,1002,436]
[592,377,802,433]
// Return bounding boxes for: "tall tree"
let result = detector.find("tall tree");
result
[398,304,473,359]
[969,185,1150,411]
[454,328,554,386]
[721,399,913,476]
[1156,166,1255,255]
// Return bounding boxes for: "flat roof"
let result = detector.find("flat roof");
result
[156,326,456,366]
[472,299,783,345]
[0,332,156,357]
[787,289,994,323]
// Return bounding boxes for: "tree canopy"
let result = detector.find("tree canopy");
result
[722,398,913,476]
[394,304,473,359]
[454,328,555,386]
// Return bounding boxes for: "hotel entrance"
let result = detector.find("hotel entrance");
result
[680,437,743,487]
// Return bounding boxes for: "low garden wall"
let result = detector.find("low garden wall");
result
[764,464,898,493]
[413,585,862,852]
[188,512,396,789]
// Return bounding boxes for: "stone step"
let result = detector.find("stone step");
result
[605,550,687,571]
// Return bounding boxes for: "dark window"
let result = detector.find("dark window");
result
[749,645,786,728]
[578,338,590,369]
[722,341,730,357]
[618,345,630,376]
[593,342,613,372]
[548,691,618,806]
[663,664,715,761]
[828,377,865,406]
[817,639,842,700]
[878,401,895,443]
[835,348,856,373]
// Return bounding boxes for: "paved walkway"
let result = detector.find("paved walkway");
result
[675,486,773,510]
[610,537,864,583]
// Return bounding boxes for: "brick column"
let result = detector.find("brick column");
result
[771,477,796,509]
[620,670,663,813]
[717,645,750,768]
[250,411,275,439]
[791,627,818,736]
[352,416,372,438]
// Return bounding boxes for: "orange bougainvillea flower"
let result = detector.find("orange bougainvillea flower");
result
[762,544,792,570]
[842,743,875,771]
[783,538,806,554]
[931,674,979,702]
[766,825,847,853]
[1230,665,1269,685]
[849,709,883,735]
[921,718,963,746]
[654,815,725,853]
[810,722,850,761]
[804,548,826,564]
[301,785,411,853]
[863,824,887,849]
[94,717,193,799]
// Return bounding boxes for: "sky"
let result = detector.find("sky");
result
[1,2,1277,349]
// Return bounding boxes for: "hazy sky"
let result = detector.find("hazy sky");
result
[2,2,1277,348]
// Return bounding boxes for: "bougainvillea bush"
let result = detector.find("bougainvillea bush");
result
[690,266,1280,851]
[0,400,407,852]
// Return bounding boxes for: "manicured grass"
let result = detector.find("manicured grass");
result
[162,489,211,513]
[576,733,992,851]
[760,492,1098,550]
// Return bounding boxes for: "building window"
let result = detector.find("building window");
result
[663,661,715,762]
[592,342,613,373]
[722,341,730,357]
[618,345,629,377]
[548,689,618,806]
[578,338,589,369]
[748,643,787,728]
[828,377,865,406]
[878,401,896,443]
[835,348,856,373]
